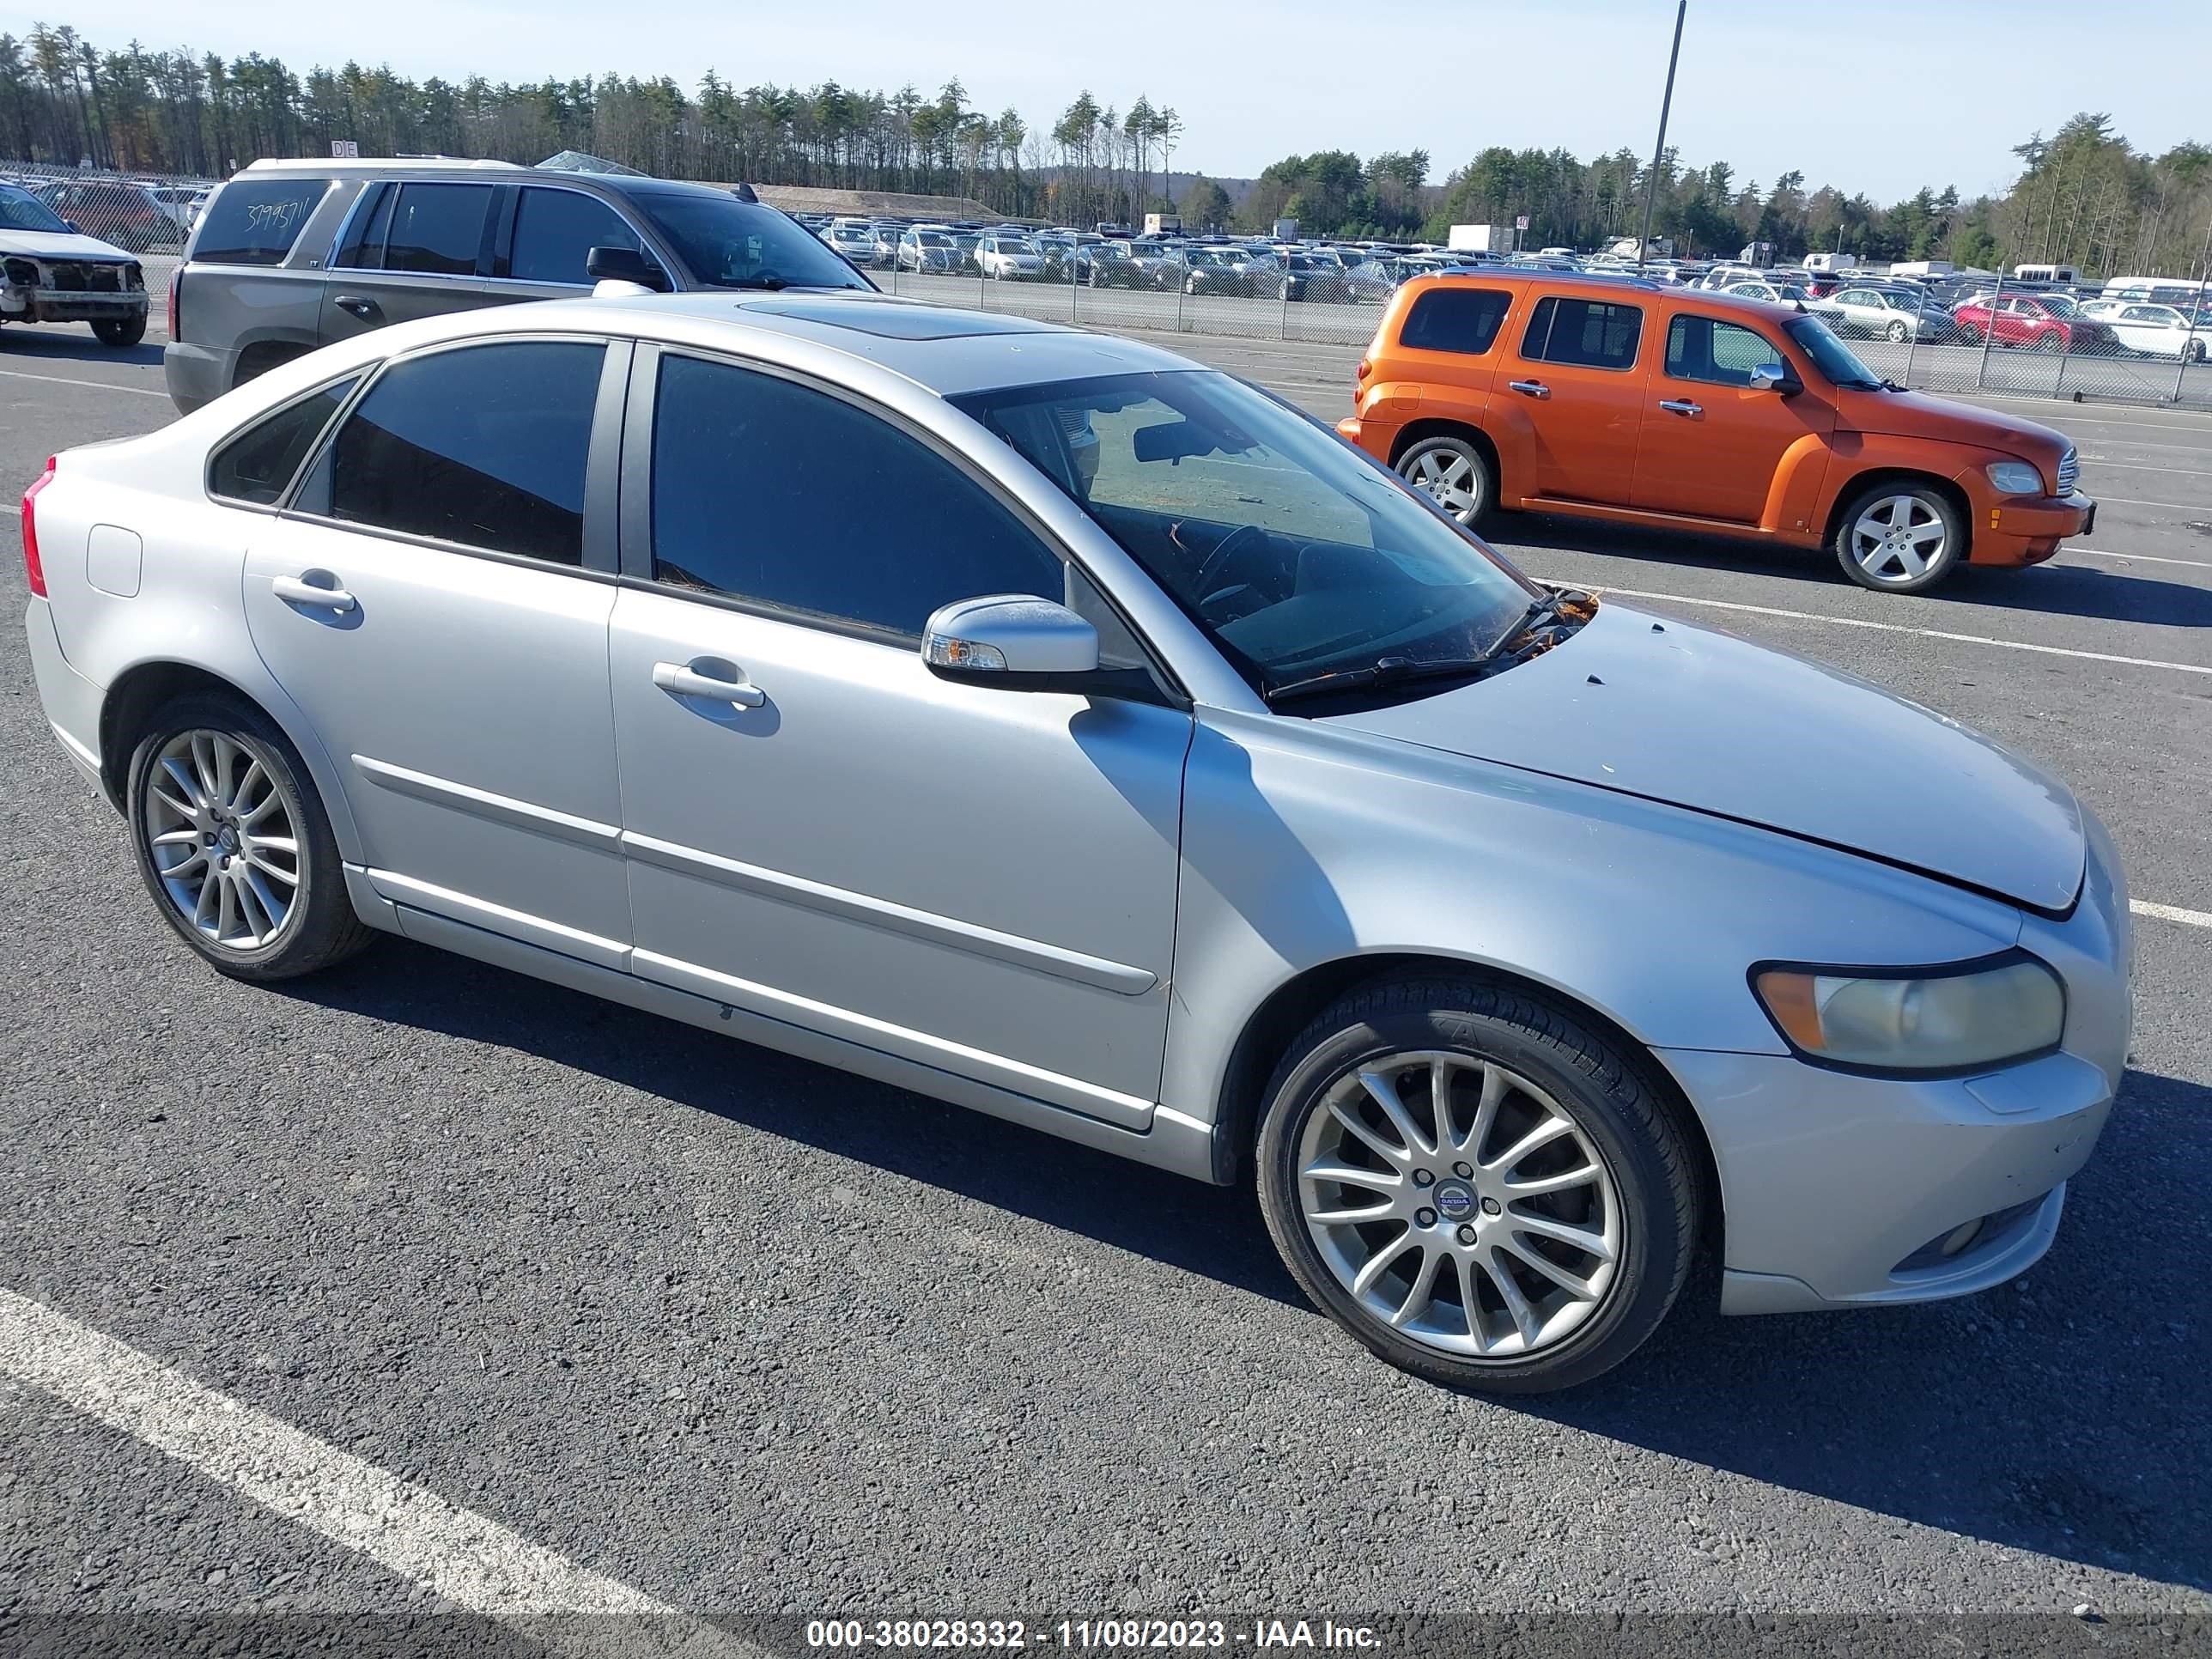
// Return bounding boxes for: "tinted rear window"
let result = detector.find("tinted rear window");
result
[210,378,356,505]
[1520,295,1643,369]
[382,184,494,276]
[318,341,605,563]
[1400,288,1512,355]
[192,178,332,266]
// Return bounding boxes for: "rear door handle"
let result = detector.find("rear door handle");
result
[653,659,767,708]
[271,574,356,612]
[1507,380,1550,399]
[333,294,381,319]
[1657,398,1703,416]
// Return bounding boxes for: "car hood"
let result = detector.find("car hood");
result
[1321,602,2084,913]
[1834,385,2070,464]
[0,228,133,260]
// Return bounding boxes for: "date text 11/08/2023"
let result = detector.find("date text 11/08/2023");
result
[805,1620,1384,1650]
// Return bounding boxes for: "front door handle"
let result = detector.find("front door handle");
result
[1508,379,1550,399]
[271,573,356,612]
[333,294,381,319]
[1657,398,1703,416]
[653,659,767,708]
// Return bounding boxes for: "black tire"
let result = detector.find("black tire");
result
[93,313,146,348]
[1956,322,1981,345]
[1255,975,1698,1394]
[1832,478,1966,593]
[125,691,374,982]
[2038,330,2066,353]
[1395,433,1495,528]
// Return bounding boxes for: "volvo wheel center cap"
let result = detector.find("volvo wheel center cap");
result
[1434,1182,1477,1222]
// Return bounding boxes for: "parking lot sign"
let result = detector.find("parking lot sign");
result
[1515,215,1529,229]
[331,140,359,158]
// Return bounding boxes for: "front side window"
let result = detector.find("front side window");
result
[953,370,1535,697]
[210,377,357,505]
[629,187,870,291]
[315,340,605,563]
[1399,288,1512,356]
[380,184,494,276]
[509,188,642,284]
[1520,296,1643,369]
[1664,316,1784,387]
[650,354,1063,639]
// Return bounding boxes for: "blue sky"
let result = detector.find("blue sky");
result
[14,0,2208,202]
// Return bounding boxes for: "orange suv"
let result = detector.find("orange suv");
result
[1340,271,2095,592]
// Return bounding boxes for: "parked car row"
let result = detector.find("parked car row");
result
[0,170,213,252]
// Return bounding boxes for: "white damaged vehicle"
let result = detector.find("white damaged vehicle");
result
[0,182,150,347]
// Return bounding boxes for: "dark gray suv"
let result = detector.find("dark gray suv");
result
[163,158,874,413]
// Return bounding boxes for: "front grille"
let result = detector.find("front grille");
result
[32,261,127,293]
[2056,446,2079,495]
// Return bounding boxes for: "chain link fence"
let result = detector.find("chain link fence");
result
[868,236,2212,409]
[8,156,2212,411]
[1787,269,2212,408]
[874,239,1386,349]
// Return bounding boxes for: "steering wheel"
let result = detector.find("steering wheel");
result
[1191,523,1272,609]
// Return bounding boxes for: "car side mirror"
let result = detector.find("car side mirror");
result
[1748,362,1795,393]
[63,218,79,234]
[585,245,668,291]
[922,595,1099,687]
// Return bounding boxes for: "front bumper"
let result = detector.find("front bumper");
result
[1968,489,2094,566]
[1670,1046,2113,1314]
[1672,809,2131,1315]
[1,284,148,325]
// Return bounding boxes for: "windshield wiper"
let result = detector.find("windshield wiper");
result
[720,274,790,290]
[1263,654,1498,705]
[1265,588,1597,707]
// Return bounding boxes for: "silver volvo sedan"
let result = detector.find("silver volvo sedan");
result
[21,293,2131,1392]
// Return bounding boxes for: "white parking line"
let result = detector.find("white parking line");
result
[1547,579,2212,676]
[0,366,168,398]
[2094,495,2212,513]
[2081,457,2212,477]
[0,1287,748,1656]
[2069,546,2212,568]
[2134,900,2212,928]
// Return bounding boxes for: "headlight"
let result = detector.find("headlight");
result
[1984,459,2045,495]
[1752,953,2064,1073]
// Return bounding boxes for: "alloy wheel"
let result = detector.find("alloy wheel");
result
[1404,447,1483,522]
[1296,1050,1622,1358]
[140,729,301,951]
[1848,493,1948,585]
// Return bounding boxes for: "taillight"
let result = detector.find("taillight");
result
[1354,356,1371,409]
[21,455,54,599]
[167,266,180,341]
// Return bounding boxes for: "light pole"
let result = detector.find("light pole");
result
[1637,0,1687,275]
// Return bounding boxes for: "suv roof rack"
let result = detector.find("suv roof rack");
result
[240,156,525,173]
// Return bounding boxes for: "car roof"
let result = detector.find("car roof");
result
[318,290,1206,399]
[1401,268,1804,323]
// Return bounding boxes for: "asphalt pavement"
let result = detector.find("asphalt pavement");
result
[1,308,2207,1650]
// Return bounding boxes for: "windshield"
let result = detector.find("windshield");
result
[0,185,69,234]
[1784,314,1882,390]
[951,370,1537,696]
[634,190,871,291]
